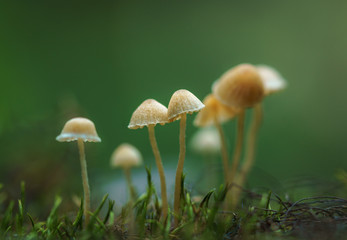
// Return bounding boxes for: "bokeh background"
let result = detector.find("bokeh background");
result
[1,1,347,213]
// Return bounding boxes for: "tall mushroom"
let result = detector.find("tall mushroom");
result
[128,99,169,220]
[194,94,240,186]
[212,64,265,199]
[168,89,204,226]
[231,65,287,206]
[110,143,142,203]
[56,117,101,225]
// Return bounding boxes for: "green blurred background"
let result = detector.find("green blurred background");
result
[0,1,347,210]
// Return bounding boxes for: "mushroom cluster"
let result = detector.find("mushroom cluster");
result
[128,90,204,224]
[55,63,285,228]
[191,63,286,209]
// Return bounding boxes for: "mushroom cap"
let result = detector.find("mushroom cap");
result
[190,127,221,155]
[168,89,205,122]
[110,143,142,169]
[212,64,265,108]
[194,94,240,127]
[128,99,168,129]
[56,117,101,142]
[257,65,287,95]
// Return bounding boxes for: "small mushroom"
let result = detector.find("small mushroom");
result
[128,99,169,220]
[190,127,221,157]
[168,89,204,226]
[110,143,142,202]
[56,117,101,225]
[194,94,239,186]
[213,64,265,187]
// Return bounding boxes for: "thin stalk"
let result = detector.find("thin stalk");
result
[214,118,229,186]
[77,139,91,226]
[229,109,246,184]
[124,168,136,203]
[124,168,135,235]
[232,103,263,207]
[173,114,187,226]
[148,125,168,221]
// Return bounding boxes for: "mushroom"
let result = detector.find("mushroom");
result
[56,117,101,225]
[128,99,169,220]
[190,127,221,157]
[110,143,142,203]
[213,64,265,190]
[167,89,204,226]
[231,65,287,207]
[194,94,239,186]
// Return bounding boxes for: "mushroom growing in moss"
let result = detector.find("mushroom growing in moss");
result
[168,89,204,226]
[128,99,169,220]
[194,94,239,186]
[213,64,265,188]
[231,65,287,207]
[56,117,101,225]
[110,143,142,203]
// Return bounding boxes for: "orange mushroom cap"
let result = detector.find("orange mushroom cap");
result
[213,64,265,108]
[194,94,240,127]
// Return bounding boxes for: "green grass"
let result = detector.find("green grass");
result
[0,172,347,240]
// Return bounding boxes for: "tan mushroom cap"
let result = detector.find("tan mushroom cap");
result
[168,89,205,122]
[213,64,265,108]
[194,94,240,127]
[56,117,101,142]
[256,65,287,95]
[110,143,142,169]
[128,99,168,129]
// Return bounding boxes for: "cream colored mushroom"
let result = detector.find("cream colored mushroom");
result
[111,143,142,202]
[168,89,204,226]
[56,117,101,226]
[128,99,169,220]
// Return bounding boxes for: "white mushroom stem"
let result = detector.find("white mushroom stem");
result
[77,138,91,226]
[214,117,229,186]
[124,167,136,203]
[173,113,187,226]
[229,109,246,186]
[148,125,168,221]
[232,103,263,207]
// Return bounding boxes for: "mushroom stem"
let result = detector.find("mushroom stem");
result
[214,117,229,186]
[229,109,246,185]
[173,114,187,226]
[232,103,263,207]
[124,167,136,203]
[77,139,91,226]
[148,125,168,221]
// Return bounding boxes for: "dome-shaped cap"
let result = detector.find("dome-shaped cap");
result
[257,65,287,95]
[168,89,205,122]
[110,143,142,169]
[194,94,240,127]
[190,127,221,155]
[128,99,168,129]
[213,64,265,108]
[56,117,101,142]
